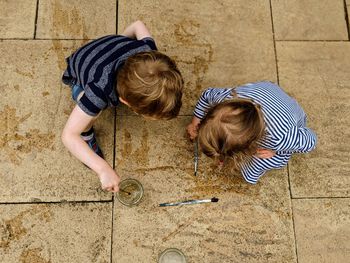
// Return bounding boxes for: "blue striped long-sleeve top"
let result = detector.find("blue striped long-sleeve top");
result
[193,81,317,184]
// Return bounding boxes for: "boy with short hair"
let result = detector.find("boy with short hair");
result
[61,21,183,192]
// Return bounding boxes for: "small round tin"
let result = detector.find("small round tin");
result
[158,248,187,263]
[116,178,144,206]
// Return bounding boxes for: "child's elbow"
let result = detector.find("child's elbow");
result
[310,135,317,151]
[134,20,145,28]
[304,133,317,153]
[61,129,71,147]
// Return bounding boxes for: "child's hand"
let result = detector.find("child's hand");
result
[98,169,120,192]
[186,117,201,140]
[187,123,198,140]
[256,149,276,159]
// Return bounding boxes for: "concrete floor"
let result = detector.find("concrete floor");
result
[1,0,349,262]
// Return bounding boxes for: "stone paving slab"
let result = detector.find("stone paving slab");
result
[0,202,112,263]
[113,116,295,262]
[36,0,116,39]
[0,40,114,202]
[117,0,276,116]
[293,199,350,263]
[271,0,348,40]
[276,42,350,198]
[0,0,37,39]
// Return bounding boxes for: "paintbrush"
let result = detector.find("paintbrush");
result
[194,138,199,176]
[159,197,219,207]
[119,189,132,195]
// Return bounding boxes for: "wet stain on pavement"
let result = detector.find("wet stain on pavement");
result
[0,213,28,250]
[0,206,53,251]
[174,19,201,43]
[122,130,132,158]
[133,128,150,166]
[120,128,150,167]
[15,68,34,79]
[0,105,55,165]
[51,40,67,71]
[51,0,89,71]
[89,236,107,263]
[186,160,260,196]
[20,248,51,263]
[52,0,88,39]
[172,19,214,95]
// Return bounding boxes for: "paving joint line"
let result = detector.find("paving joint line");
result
[2,39,348,42]
[287,164,299,263]
[110,2,119,262]
[110,197,116,263]
[0,200,113,205]
[344,0,350,40]
[0,38,95,41]
[110,73,117,263]
[276,39,349,42]
[115,0,119,35]
[292,196,350,200]
[33,0,40,39]
[270,0,297,259]
[33,38,95,41]
[269,0,279,84]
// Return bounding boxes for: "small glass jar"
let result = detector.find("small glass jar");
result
[158,248,187,263]
[116,178,144,206]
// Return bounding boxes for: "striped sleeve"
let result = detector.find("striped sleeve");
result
[275,126,317,153]
[77,82,108,116]
[240,160,263,184]
[140,37,157,50]
[193,88,233,119]
[240,153,292,184]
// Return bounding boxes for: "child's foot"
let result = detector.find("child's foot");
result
[81,127,104,159]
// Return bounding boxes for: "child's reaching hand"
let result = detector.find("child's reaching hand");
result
[62,106,121,192]
[187,116,201,140]
[98,168,120,192]
[187,123,198,140]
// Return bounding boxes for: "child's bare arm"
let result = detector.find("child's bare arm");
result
[121,20,152,40]
[62,105,120,192]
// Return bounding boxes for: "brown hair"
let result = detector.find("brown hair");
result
[198,97,265,167]
[116,51,183,119]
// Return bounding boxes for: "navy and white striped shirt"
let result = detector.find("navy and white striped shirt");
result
[62,35,157,116]
[194,81,317,184]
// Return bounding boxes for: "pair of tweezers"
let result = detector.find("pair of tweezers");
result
[194,138,199,176]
